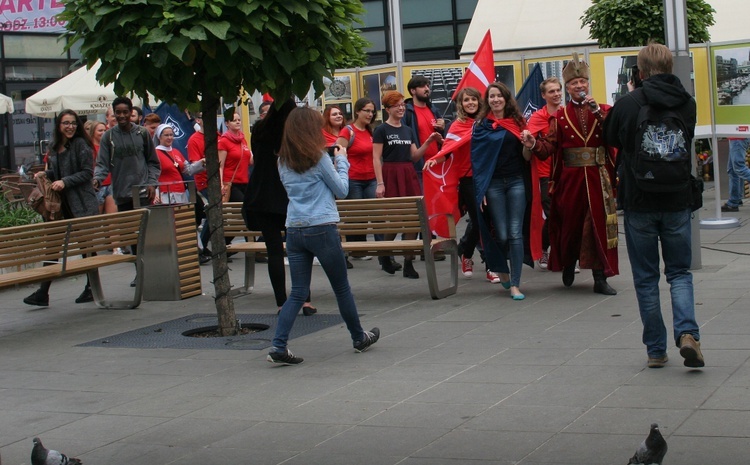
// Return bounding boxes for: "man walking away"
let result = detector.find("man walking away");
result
[603,43,704,369]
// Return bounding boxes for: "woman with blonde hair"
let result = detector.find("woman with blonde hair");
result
[268,107,379,365]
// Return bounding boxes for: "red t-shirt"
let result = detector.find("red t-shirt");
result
[414,105,439,159]
[339,125,375,181]
[218,134,252,184]
[157,148,187,193]
[187,132,208,191]
[528,107,554,178]
[323,129,339,146]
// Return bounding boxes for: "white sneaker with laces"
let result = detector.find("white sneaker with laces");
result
[461,255,474,277]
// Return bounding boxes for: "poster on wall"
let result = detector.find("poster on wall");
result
[711,42,750,135]
[402,63,516,122]
[322,73,356,122]
[0,0,66,33]
[602,54,639,105]
[360,67,397,120]
[526,58,571,102]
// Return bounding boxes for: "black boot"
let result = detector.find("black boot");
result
[75,285,94,304]
[562,265,575,287]
[403,259,419,279]
[380,256,397,275]
[593,270,617,295]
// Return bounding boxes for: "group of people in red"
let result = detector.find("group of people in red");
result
[424,54,618,301]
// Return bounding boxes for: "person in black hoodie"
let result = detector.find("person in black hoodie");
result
[604,43,704,369]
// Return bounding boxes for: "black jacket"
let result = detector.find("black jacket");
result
[604,73,696,212]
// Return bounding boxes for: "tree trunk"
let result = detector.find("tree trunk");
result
[201,92,238,336]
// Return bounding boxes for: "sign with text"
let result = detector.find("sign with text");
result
[0,0,66,33]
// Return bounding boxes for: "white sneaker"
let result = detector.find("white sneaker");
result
[574,263,580,273]
[538,251,549,270]
[113,248,123,255]
[352,256,373,261]
[486,270,501,284]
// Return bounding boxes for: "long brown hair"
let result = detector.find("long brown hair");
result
[454,87,484,122]
[51,109,93,153]
[483,82,526,129]
[278,107,325,173]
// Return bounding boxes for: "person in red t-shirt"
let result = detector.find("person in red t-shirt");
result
[322,105,345,146]
[403,75,445,189]
[527,77,563,270]
[218,112,252,202]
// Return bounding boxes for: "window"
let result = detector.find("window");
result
[401,0,452,24]
[402,25,454,49]
[456,0,479,20]
[4,35,67,59]
[361,1,386,28]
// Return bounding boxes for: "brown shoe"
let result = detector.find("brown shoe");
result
[679,334,705,368]
[647,354,669,368]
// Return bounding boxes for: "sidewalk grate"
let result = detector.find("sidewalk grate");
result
[78,313,344,350]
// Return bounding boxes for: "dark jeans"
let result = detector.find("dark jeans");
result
[457,176,479,259]
[272,224,365,350]
[484,176,526,287]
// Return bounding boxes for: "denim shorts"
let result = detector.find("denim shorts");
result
[96,184,112,205]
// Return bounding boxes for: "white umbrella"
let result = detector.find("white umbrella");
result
[0,93,13,114]
[25,61,153,118]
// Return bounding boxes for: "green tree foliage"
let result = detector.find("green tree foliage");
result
[581,0,715,48]
[59,0,367,335]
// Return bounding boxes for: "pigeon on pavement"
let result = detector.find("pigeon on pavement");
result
[31,438,82,465]
[628,423,668,465]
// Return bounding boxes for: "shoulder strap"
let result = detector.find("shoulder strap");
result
[345,125,355,146]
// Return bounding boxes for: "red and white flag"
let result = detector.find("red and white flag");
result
[451,30,495,99]
[423,119,474,238]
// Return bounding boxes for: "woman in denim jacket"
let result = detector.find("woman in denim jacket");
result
[267,108,380,365]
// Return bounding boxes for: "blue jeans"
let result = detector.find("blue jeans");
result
[484,176,526,287]
[726,138,750,208]
[347,178,377,200]
[624,209,699,357]
[271,224,365,350]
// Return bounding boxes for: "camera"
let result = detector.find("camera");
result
[326,145,338,158]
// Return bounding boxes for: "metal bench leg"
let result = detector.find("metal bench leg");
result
[87,263,143,310]
[423,239,459,299]
[229,252,256,297]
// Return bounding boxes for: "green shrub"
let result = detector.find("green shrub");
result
[0,192,42,228]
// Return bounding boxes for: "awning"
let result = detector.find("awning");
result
[25,61,153,118]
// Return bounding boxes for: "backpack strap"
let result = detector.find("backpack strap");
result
[345,124,355,147]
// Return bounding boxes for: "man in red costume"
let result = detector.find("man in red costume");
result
[522,54,618,295]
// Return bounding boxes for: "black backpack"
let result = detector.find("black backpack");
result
[630,91,691,193]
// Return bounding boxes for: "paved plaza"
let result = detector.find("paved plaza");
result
[1,185,749,465]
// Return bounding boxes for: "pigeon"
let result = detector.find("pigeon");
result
[628,423,668,465]
[31,438,82,465]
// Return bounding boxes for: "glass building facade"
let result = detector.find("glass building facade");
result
[360,0,479,65]
[0,32,80,169]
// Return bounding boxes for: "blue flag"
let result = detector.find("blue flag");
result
[153,103,195,156]
[515,63,545,122]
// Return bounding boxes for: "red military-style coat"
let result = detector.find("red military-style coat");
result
[533,101,619,277]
